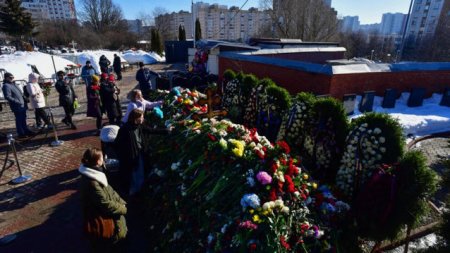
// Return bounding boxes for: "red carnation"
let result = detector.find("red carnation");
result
[207,133,217,142]
[284,175,296,193]
[269,188,277,201]
[249,243,257,251]
[269,161,279,173]
[280,236,291,250]
[276,141,291,154]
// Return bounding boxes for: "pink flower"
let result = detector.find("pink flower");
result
[256,171,272,185]
[239,220,258,230]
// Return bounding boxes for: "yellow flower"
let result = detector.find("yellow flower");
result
[229,139,245,157]
[252,214,261,223]
[312,183,318,189]
[303,174,309,180]
[249,209,254,214]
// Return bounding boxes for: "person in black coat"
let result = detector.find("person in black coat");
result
[113,54,122,81]
[55,71,77,129]
[100,74,122,125]
[99,55,111,74]
[135,62,159,100]
[114,109,169,197]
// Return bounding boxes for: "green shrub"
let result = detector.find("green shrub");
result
[223,69,236,81]
[241,74,259,98]
[266,85,292,111]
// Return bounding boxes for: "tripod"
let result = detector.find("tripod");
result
[0,134,32,184]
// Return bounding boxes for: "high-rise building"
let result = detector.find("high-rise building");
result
[341,16,360,33]
[156,2,271,41]
[0,0,76,21]
[405,0,445,42]
[274,0,332,10]
[380,12,407,35]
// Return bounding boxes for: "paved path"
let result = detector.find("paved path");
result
[0,64,181,252]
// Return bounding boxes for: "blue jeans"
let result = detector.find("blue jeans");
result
[13,108,30,136]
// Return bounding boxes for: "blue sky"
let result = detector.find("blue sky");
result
[76,0,412,25]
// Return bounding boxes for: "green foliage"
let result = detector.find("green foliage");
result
[151,29,164,55]
[222,69,236,81]
[195,18,202,41]
[241,74,259,98]
[266,86,292,111]
[0,0,36,38]
[304,97,348,182]
[236,71,245,83]
[351,112,405,164]
[257,78,276,88]
[178,25,186,41]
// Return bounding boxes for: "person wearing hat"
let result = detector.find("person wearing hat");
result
[26,72,52,129]
[100,74,122,125]
[81,60,97,93]
[87,75,103,135]
[1,72,35,137]
[113,54,122,81]
[55,70,78,129]
[135,62,159,100]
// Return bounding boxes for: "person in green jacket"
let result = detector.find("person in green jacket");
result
[79,148,127,252]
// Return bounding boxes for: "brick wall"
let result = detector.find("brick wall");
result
[219,57,331,95]
[261,51,345,64]
[330,71,450,99]
[219,57,450,100]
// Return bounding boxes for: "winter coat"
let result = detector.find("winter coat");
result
[136,68,157,91]
[122,99,163,123]
[100,81,122,119]
[114,122,169,193]
[86,84,102,118]
[99,56,111,73]
[2,81,27,112]
[55,79,77,107]
[79,165,127,242]
[25,82,46,109]
[113,56,121,73]
[81,66,97,86]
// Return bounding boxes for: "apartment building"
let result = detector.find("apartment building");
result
[341,16,360,33]
[0,0,76,21]
[380,13,407,35]
[157,2,271,41]
[406,0,445,41]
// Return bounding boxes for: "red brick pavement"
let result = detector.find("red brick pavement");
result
[0,63,184,252]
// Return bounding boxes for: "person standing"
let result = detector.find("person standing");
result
[26,73,52,129]
[87,75,103,135]
[99,55,111,74]
[113,54,122,81]
[122,89,163,124]
[1,72,34,138]
[81,60,97,92]
[101,74,122,125]
[55,70,77,129]
[79,148,127,253]
[114,109,169,197]
[135,62,158,100]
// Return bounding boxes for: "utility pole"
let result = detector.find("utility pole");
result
[192,0,196,48]
[398,0,415,62]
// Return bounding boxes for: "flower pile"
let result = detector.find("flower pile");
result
[40,81,53,98]
[336,113,405,199]
[144,118,345,252]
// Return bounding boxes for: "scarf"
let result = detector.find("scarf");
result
[78,165,108,187]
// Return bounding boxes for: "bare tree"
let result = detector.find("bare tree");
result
[79,0,125,33]
[153,7,176,41]
[260,0,339,41]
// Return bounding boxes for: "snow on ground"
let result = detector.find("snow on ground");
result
[350,92,450,138]
[0,51,77,81]
[121,50,165,64]
[60,50,124,74]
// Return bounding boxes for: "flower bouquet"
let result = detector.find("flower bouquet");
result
[143,117,349,252]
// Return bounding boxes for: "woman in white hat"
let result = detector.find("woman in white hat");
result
[26,73,52,129]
